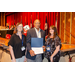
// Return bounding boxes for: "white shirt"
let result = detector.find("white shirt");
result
[34,27,41,38]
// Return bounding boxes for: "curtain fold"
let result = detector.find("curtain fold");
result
[6,12,60,33]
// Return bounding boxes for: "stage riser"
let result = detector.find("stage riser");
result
[59,53,75,62]
[0,48,75,62]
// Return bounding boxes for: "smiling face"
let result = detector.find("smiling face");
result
[49,27,54,35]
[48,25,58,38]
[17,24,23,32]
[34,19,40,29]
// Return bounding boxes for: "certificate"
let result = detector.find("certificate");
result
[31,38,44,54]
[32,47,43,54]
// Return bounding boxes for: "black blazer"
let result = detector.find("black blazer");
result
[26,28,45,60]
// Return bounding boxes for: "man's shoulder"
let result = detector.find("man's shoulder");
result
[27,28,35,33]
[40,29,45,33]
[28,28,34,31]
[28,28,45,33]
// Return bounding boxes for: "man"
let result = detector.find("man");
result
[44,15,48,36]
[6,23,9,29]
[30,15,32,29]
[26,19,45,62]
[44,23,48,36]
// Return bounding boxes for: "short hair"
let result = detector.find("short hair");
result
[34,19,40,23]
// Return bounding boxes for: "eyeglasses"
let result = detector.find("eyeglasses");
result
[35,23,40,24]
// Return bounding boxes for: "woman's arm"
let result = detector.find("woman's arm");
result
[24,47,27,62]
[9,45,16,62]
[50,45,60,62]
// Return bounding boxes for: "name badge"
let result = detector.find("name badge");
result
[21,46,25,51]
[46,45,50,52]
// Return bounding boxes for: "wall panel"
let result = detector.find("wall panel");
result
[61,12,65,43]
[71,12,75,44]
[60,12,75,45]
[65,12,70,44]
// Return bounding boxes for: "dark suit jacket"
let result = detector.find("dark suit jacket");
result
[26,28,45,60]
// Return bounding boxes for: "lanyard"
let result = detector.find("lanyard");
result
[22,35,24,46]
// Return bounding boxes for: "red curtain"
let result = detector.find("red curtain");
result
[6,12,60,33]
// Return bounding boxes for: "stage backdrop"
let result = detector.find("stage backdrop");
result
[5,12,60,33]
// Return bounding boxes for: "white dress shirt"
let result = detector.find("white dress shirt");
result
[34,27,41,38]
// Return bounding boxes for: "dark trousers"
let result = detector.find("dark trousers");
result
[48,56,60,62]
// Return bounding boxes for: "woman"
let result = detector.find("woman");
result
[43,25,61,62]
[8,23,26,62]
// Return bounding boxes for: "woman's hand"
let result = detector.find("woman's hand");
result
[24,57,27,62]
[50,45,60,62]
[50,56,53,62]
[12,58,16,62]
[42,46,46,52]
[42,46,46,49]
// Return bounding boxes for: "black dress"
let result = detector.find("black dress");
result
[44,35,61,62]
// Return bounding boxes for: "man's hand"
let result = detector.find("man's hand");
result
[29,50,36,56]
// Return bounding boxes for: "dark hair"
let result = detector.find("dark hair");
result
[13,22,24,34]
[48,25,58,39]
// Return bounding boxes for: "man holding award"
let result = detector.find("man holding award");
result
[26,19,45,62]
